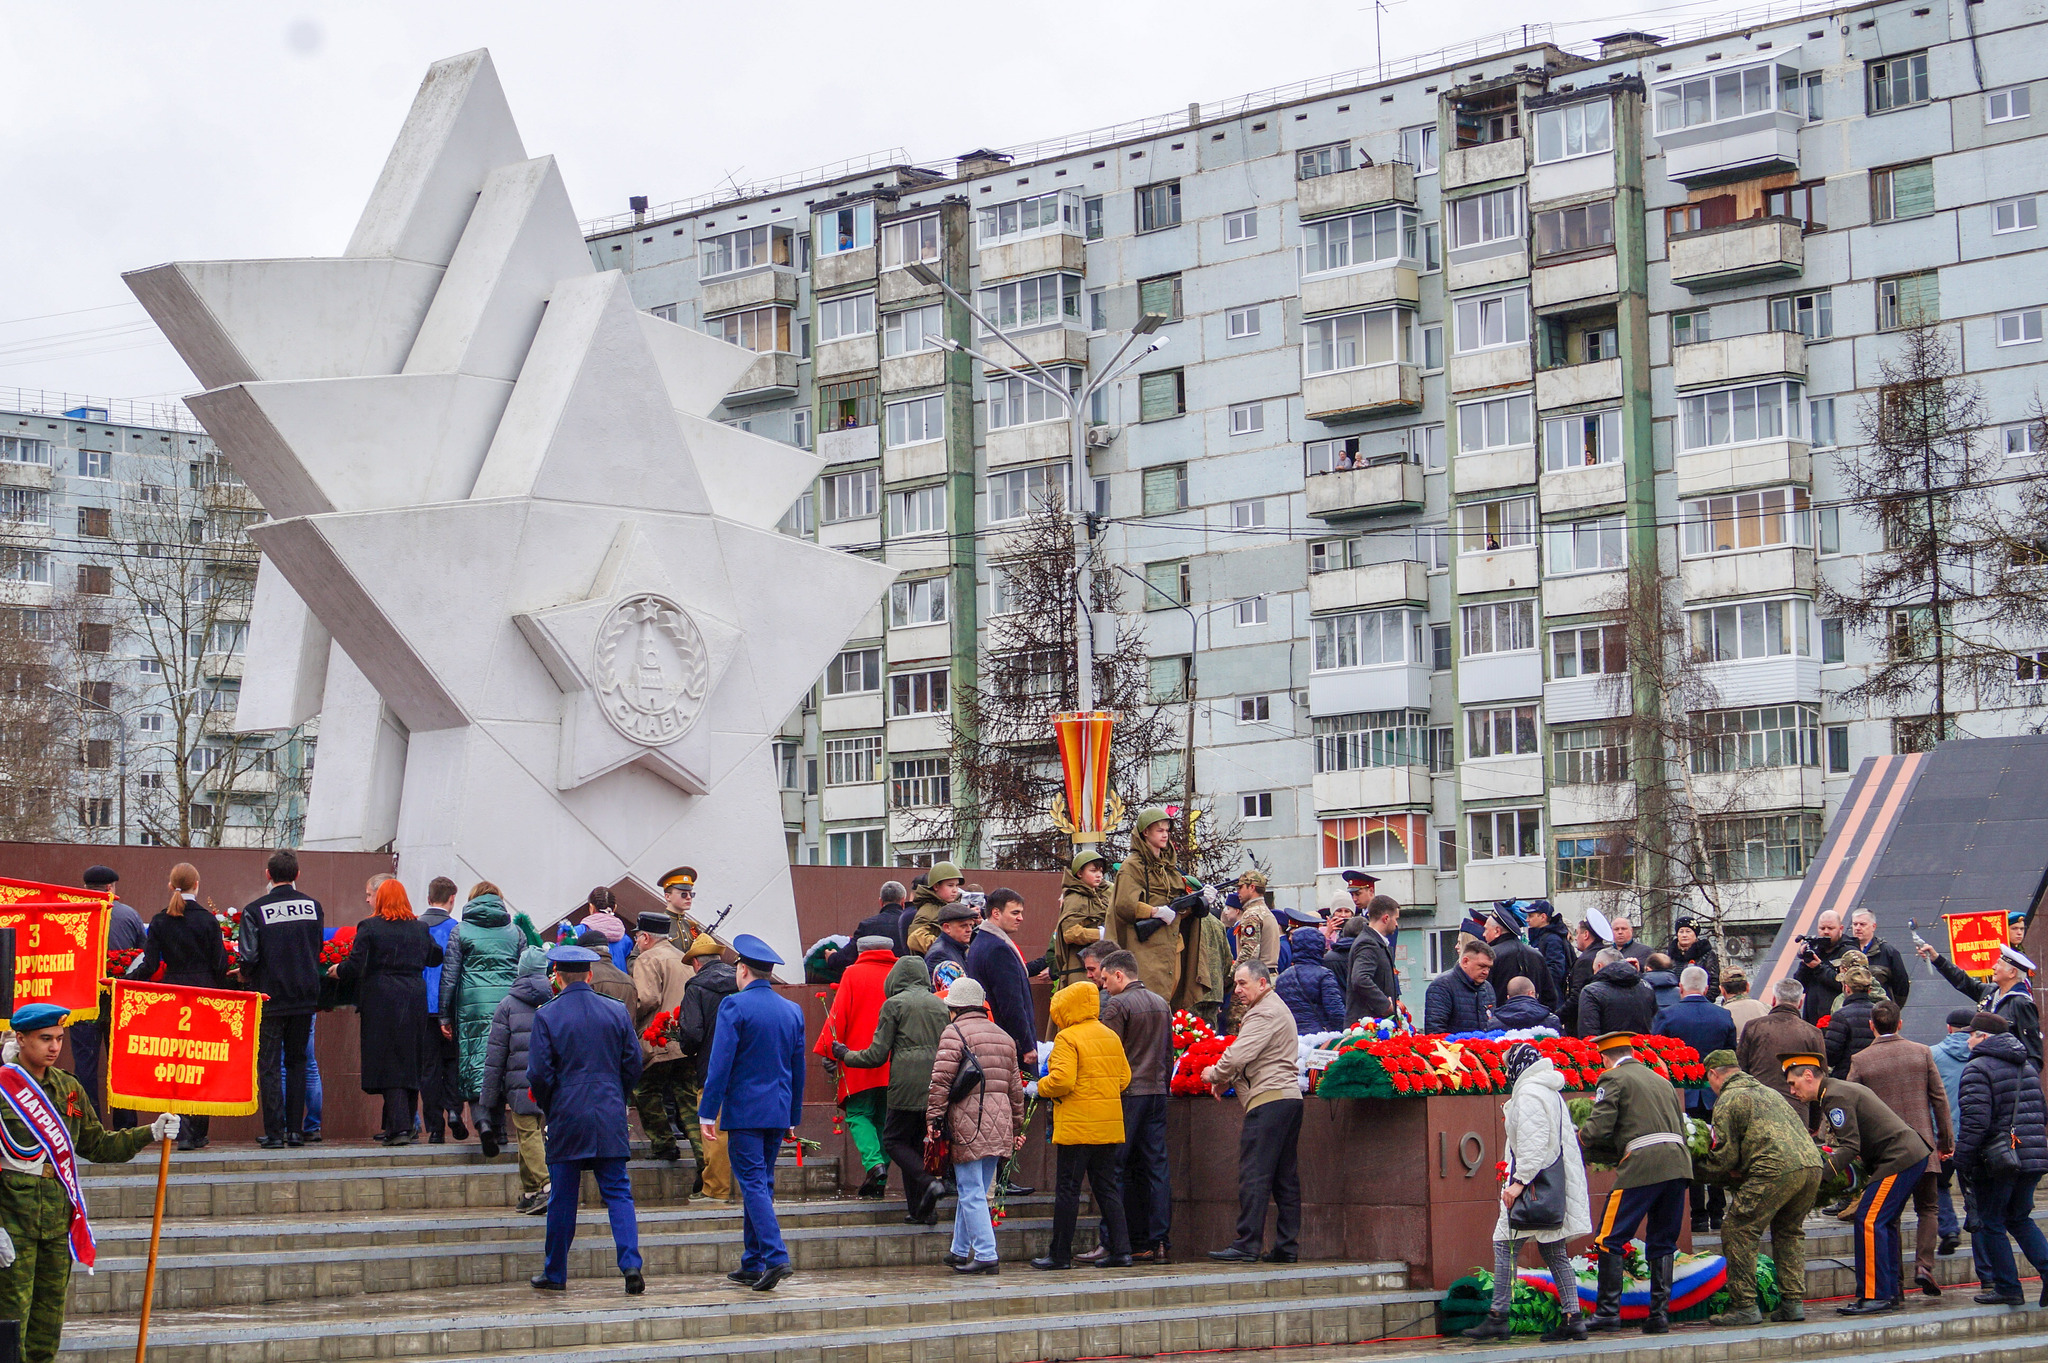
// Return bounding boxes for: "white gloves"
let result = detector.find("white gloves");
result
[0,1226,13,1268]
[1,1034,16,1065]
[150,1113,181,1142]
[1153,906,1177,928]
[1024,1081,1039,1098]
[1200,884,1226,911]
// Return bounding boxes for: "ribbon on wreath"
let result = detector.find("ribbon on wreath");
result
[0,1063,96,1268]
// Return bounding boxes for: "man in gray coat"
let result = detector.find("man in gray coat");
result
[1344,895,1402,1024]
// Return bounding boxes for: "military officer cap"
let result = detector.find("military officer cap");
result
[8,1003,67,1032]
[732,933,782,969]
[1070,850,1108,875]
[1459,915,1489,938]
[659,867,697,890]
[1340,870,1378,888]
[1593,1031,1639,1054]
[636,910,673,935]
[938,901,980,924]
[1703,1048,1739,1070]
[1583,906,1614,943]
[547,943,600,970]
[1778,1050,1826,1073]
[82,865,118,888]
[2002,945,2037,973]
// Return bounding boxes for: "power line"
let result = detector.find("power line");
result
[0,301,144,329]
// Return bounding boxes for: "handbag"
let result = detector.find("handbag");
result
[1506,1093,1570,1232]
[946,1022,986,1103]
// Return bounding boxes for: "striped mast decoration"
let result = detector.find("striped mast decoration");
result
[1052,711,1120,846]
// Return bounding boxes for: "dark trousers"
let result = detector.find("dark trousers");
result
[419,1020,463,1135]
[727,1128,789,1271]
[257,1012,314,1140]
[1688,1178,1725,1224]
[1050,1142,1129,1262]
[1848,1157,1925,1303]
[1116,1093,1171,1250]
[1593,1178,1688,1259]
[540,1156,641,1283]
[178,1115,211,1147]
[1231,1098,1302,1256]
[67,1018,134,1130]
[882,1106,934,1209]
[1974,1172,2048,1298]
[380,1088,418,1139]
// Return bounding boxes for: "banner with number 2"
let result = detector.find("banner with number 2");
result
[106,979,263,1116]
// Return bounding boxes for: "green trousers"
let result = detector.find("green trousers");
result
[0,1232,72,1363]
[635,1057,690,1159]
[844,1088,888,1172]
[675,1074,707,1175]
[1719,1166,1821,1310]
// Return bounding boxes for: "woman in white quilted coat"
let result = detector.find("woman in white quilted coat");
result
[1465,1041,1592,1342]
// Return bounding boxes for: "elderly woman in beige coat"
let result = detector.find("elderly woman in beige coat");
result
[1465,1040,1593,1342]
[926,978,1025,1275]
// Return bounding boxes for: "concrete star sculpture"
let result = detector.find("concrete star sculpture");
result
[126,50,891,961]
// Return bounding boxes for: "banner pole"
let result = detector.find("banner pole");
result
[133,1135,171,1363]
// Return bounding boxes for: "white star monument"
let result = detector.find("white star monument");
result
[125,50,893,961]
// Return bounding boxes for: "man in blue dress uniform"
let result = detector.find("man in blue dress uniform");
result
[527,943,645,1294]
[699,933,806,1292]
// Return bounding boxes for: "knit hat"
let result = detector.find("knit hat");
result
[1503,1042,1545,1086]
[516,945,550,978]
[1288,926,1326,963]
[945,977,987,1008]
[1972,1012,2011,1034]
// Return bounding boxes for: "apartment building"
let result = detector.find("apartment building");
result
[0,392,310,847]
[587,0,2048,1002]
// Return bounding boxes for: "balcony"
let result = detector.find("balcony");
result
[1544,567,1625,617]
[818,423,880,468]
[814,247,877,292]
[880,350,945,394]
[1533,253,1618,310]
[814,336,878,382]
[1674,439,1810,497]
[1463,859,1547,903]
[1535,357,1623,410]
[991,326,1090,367]
[728,352,801,403]
[1540,460,1626,515]
[1446,250,1530,295]
[1448,345,1531,395]
[1312,763,1430,813]
[780,789,805,826]
[979,232,1085,283]
[886,713,948,754]
[0,581,52,607]
[201,480,262,514]
[202,538,261,569]
[1442,138,1527,191]
[1543,674,1630,724]
[1298,162,1416,219]
[700,269,798,317]
[986,421,1069,471]
[1690,765,1824,813]
[1316,867,1436,909]
[1304,460,1425,518]
[1299,266,1420,318]
[1660,118,1800,188]
[819,693,884,733]
[1302,365,1423,422]
[1457,546,1539,596]
[883,439,947,485]
[1453,445,1534,494]
[0,462,51,491]
[1307,663,1430,716]
[886,622,950,664]
[1668,219,1803,292]
[203,766,278,797]
[879,266,943,307]
[1457,649,1542,703]
[1550,780,1635,828]
[819,781,885,823]
[1460,755,1544,802]
[1673,331,1804,389]
[1696,655,1821,706]
[1681,546,1816,602]
[1308,559,1427,613]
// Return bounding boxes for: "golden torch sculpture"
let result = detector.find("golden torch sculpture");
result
[1050,710,1123,846]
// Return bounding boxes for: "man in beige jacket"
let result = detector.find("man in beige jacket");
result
[630,910,695,1166]
[1201,959,1303,1263]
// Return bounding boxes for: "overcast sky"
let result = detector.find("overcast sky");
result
[1,0,1711,404]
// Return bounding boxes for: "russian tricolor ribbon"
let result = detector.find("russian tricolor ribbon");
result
[0,1063,95,1269]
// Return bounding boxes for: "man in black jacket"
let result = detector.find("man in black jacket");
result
[1792,910,1850,1025]
[966,890,1037,1068]
[1579,950,1657,1038]
[1344,895,1402,1024]
[1561,916,1609,1035]
[1526,902,1571,1003]
[238,851,325,1148]
[1920,941,2043,1066]
[1848,909,1912,1007]
[1482,902,1557,1011]
[674,935,741,1200]
[827,881,909,975]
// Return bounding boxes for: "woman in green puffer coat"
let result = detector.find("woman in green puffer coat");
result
[436,883,537,1104]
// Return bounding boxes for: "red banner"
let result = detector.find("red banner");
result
[1945,910,2010,979]
[0,877,107,907]
[0,900,111,1024]
[105,980,263,1117]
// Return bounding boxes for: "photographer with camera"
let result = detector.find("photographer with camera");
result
[1792,910,1850,1025]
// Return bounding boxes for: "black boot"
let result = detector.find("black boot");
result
[1462,1310,1514,1340]
[1641,1254,1672,1335]
[1585,1251,1625,1331]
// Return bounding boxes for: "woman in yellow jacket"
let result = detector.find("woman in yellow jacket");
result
[1032,982,1134,1270]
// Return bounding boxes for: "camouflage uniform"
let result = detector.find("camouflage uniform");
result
[1698,1070,1824,1314]
[0,1065,153,1362]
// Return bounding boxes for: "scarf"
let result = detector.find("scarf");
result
[1503,1041,1545,1089]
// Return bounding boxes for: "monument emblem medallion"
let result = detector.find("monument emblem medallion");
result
[593,594,709,746]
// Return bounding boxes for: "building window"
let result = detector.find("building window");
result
[1687,597,1810,661]
[1240,695,1271,723]
[820,378,877,431]
[1309,536,1359,573]
[889,485,945,537]
[1228,401,1264,436]
[817,293,875,343]
[1148,656,1190,703]
[891,668,948,718]
[1533,200,1614,257]
[1656,61,1802,131]
[890,577,947,627]
[1557,836,1631,890]
[1672,310,1712,348]
[1234,596,1266,626]
[1533,100,1612,163]
[1311,709,1433,771]
[700,224,795,278]
[78,564,112,595]
[78,798,113,830]
[1997,309,2044,347]
[2003,420,2047,457]
[824,736,883,786]
[78,449,111,479]
[1422,324,1444,370]
[1544,515,1626,575]
[773,741,802,790]
[1413,424,1447,469]
[1300,206,1420,274]
[987,368,1078,429]
[1137,274,1183,322]
[1312,608,1419,671]
[790,408,812,450]
[1706,813,1823,881]
[1769,290,1833,340]
[1691,703,1820,773]
[1231,499,1267,529]
[1241,792,1273,821]
[879,215,940,270]
[1135,180,1182,233]
[0,437,50,466]
[1804,71,1824,121]
[1809,398,1837,450]
[76,622,111,654]
[988,463,1067,522]
[1400,124,1438,173]
[1226,305,1261,338]
[1138,372,1186,423]
[1087,289,1108,332]
[890,757,951,809]
[1453,290,1529,353]
[1552,723,1629,785]
[1877,272,1939,331]
[1467,704,1538,759]
[1297,143,1353,180]
[136,711,164,734]
[976,190,1083,245]
[1225,209,1258,242]
[1866,51,1930,112]
[1303,307,1413,375]
[1469,808,1542,861]
[1083,196,1104,240]
[76,506,111,537]
[827,828,885,866]
[824,648,882,696]
[1986,85,2031,123]
[1457,496,1536,554]
[0,489,46,525]
[707,305,793,353]
[1143,559,1190,610]
[977,273,1082,334]
[1461,599,1537,657]
[815,203,875,257]
[1678,381,1805,451]
[882,304,944,356]
[1448,188,1521,250]
[884,394,944,449]
[1872,161,1935,223]
[1994,196,2039,235]
[1765,180,1828,231]
[1542,409,1620,471]
[820,468,878,523]
[1681,487,1813,556]
[1818,723,1851,774]
[1321,813,1425,870]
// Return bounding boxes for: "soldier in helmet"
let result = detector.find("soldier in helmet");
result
[1111,808,1210,1009]
[1696,1049,1823,1325]
[1578,1030,1693,1335]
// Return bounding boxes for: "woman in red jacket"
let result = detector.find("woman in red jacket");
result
[816,936,897,1197]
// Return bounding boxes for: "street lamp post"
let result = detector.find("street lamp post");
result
[902,260,1167,713]
[52,684,200,846]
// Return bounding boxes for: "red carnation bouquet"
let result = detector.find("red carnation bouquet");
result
[1172,1035,1233,1096]
[318,925,356,967]
[642,1006,680,1051]
[1313,1030,1702,1099]
[104,947,142,979]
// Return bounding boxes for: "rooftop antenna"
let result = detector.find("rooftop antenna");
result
[1361,0,1410,83]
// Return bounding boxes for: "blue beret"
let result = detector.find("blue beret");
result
[9,1004,68,1032]
[547,944,601,965]
[732,933,782,966]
